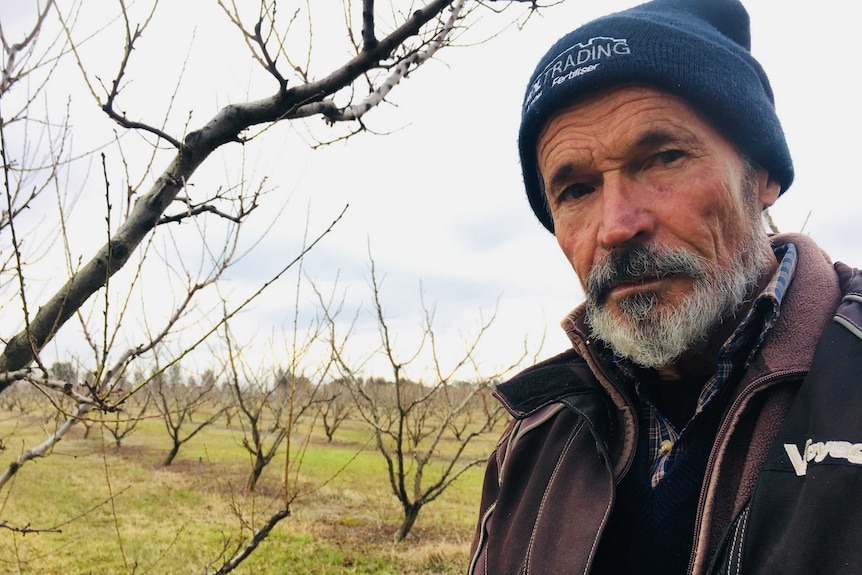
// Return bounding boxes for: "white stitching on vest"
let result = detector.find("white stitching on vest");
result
[522,419,586,574]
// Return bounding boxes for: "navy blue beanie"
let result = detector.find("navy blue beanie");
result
[519,0,793,233]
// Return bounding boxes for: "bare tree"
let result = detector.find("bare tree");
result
[322,258,525,541]
[318,377,355,443]
[150,363,225,466]
[224,349,290,491]
[207,301,337,572]
[222,306,332,491]
[100,390,151,449]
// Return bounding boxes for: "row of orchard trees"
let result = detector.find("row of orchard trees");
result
[0,0,546,571]
[1,333,510,538]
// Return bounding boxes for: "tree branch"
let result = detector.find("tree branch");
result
[207,507,291,575]
[292,0,465,122]
[98,2,181,147]
[0,0,55,94]
[157,201,258,226]
[361,0,377,51]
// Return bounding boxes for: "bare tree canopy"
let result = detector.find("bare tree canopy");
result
[1,0,545,383]
[0,0,554,570]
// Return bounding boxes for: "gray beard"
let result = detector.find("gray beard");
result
[584,232,771,370]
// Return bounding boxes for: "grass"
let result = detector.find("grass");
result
[0,408,499,574]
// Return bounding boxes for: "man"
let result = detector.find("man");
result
[468,0,862,573]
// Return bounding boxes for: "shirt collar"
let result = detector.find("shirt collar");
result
[721,242,797,368]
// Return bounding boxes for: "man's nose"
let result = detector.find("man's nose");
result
[596,174,656,249]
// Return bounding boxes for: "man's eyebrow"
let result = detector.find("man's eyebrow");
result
[547,163,585,195]
[630,129,696,151]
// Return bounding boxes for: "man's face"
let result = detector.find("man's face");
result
[536,86,780,368]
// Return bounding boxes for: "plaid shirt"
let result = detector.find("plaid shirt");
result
[633,243,798,486]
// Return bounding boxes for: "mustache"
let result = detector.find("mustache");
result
[586,244,706,305]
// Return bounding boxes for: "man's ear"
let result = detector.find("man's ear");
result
[756,168,781,208]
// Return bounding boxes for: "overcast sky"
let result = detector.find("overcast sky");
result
[4,1,861,382]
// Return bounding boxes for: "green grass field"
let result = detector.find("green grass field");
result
[0,408,501,574]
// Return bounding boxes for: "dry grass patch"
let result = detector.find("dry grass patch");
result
[0,408,493,574]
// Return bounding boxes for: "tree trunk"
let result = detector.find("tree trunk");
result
[248,456,265,491]
[163,442,180,466]
[396,502,422,542]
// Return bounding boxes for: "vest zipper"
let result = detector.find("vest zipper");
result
[687,368,806,575]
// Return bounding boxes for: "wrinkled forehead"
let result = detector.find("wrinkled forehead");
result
[535,84,743,170]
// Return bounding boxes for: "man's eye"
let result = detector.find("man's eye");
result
[558,183,595,203]
[656,149,685,164]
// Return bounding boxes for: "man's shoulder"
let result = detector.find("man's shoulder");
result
[494,349,600,418]
[494,348,615,451]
